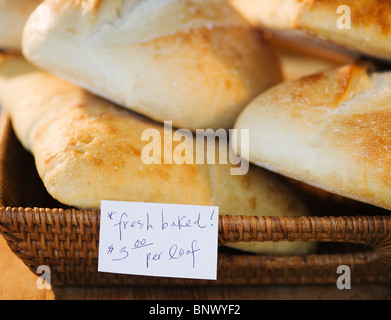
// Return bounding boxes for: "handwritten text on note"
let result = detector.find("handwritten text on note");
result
[98,200,219,280]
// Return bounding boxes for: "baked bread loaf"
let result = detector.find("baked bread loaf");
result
[0,0,42,51]
[230,0,391,61]
[0,54,314,255]
[233,63,391,211]
[21,0,282,131]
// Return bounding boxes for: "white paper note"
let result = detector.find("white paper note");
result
[98,200,219,280]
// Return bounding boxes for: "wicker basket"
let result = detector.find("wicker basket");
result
[0,112,390,286]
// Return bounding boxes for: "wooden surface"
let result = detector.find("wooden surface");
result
[0,236,390,300]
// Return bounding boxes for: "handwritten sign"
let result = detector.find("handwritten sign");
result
[98,200,219,280]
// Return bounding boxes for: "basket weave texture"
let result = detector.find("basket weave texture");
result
[0,112,390,286]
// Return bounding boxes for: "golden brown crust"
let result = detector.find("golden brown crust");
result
[230,0,391,61]
[309,0,391,33]
[323,112,391,191]
[233,63,391,211]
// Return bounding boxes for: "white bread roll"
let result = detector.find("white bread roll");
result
[230,0,391,61]
[233,63,391,211]
[0,0,42,51]
[21,0,282,131]
[0,54,314,255]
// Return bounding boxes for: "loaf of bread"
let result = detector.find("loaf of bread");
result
[0,0,42,51]
[0,54,315,255]
[230,0,391,61]
[233,63,391,211]
[21,0,282,131]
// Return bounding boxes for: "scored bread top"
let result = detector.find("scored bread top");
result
[233,62,391,211]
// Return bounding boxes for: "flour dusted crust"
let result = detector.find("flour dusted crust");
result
[233,63,391,210]
[21,0,282,131]
[230,0,391,61]
[0,55,314,255]
[0,0,42,50]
